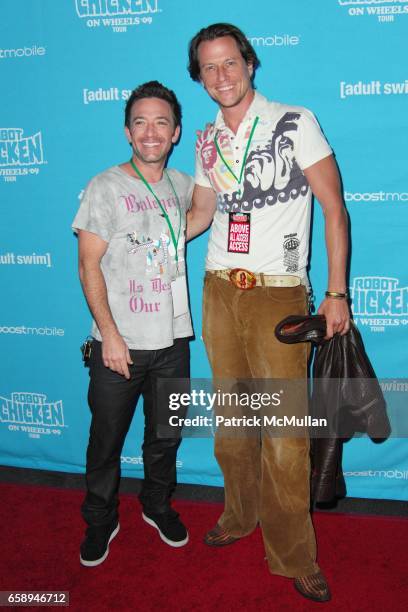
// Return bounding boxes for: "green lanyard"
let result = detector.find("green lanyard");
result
[214,116,259,195]
[130,159,182,268]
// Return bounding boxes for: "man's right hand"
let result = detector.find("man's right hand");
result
[101,332,133,380]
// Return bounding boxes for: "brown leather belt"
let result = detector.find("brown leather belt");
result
[207,268,301,290]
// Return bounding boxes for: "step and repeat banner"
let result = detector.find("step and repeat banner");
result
[1,0,407,500]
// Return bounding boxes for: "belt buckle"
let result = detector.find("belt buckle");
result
[229,268,257,290]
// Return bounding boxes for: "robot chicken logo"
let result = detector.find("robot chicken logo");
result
[0,392,66,438]
[75,0,160,31]
[338,0,408,22]
[351,276,408,332]
[0,127,46,182]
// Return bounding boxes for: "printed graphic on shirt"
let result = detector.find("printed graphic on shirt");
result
[129,278,161,315]
[127,232,174,315]
[127,275,171,316]
[283,233,300,273]
[127,229,183,277]
[121,192,178,214]
[199,113,309,213]
[151,277,171,294]
[127,231,154,253]
[126,224,185,316]
[201,139,218,172]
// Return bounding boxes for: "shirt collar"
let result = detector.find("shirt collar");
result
[213,91,269,131]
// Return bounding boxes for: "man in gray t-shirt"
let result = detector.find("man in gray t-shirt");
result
[72,81,193,567]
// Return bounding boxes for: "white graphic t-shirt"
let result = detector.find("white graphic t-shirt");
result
[72,166,194,350]
[195,92,333,275]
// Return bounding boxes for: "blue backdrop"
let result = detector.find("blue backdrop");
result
[1,0,407,499]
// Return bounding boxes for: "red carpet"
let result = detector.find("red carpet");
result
[0,483,407,611]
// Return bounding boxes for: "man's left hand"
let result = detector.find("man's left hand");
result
[317,297,351,339]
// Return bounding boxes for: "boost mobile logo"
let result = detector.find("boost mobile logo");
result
[338,0,408,22]
[0,128,46,182]
[351,276,408,332]
[121,456,183,468]
[0,392,66,438]
[344,469,408,479]
[75,0,160,31]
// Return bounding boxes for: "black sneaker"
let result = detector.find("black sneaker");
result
[142,509,188,547]
[80,521,120,567]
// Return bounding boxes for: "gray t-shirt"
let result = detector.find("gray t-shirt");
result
[72,165,194,350]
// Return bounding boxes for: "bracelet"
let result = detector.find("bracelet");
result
[325,290,348,299]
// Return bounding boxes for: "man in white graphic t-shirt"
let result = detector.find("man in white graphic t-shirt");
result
[186,23,350,603]
[73,81,193,567]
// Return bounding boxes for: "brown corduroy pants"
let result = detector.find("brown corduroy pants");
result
[202,272,319,578]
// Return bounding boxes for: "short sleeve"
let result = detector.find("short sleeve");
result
[167,170,194,211]
[186,174,194,210]
[194,142,213,189]
[181,173,194,210]
[72,175,116,243]
[295,109,333,171]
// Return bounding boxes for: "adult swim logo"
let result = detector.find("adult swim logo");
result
[0,392,66,439]
[0,252,53,267]
[83,87,132,104]
[338,0,408,22]
[340,79,408,99]
[75,0,160,32]
[0,128,46,183]
[351,276,408,332]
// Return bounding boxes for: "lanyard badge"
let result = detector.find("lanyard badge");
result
[129,160,188,318]
[130,160,182,272]
[228,212,251,254]
[214,116,259,197]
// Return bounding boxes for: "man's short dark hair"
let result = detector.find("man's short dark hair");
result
[124,80,182,128]
[188,23,260,82]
